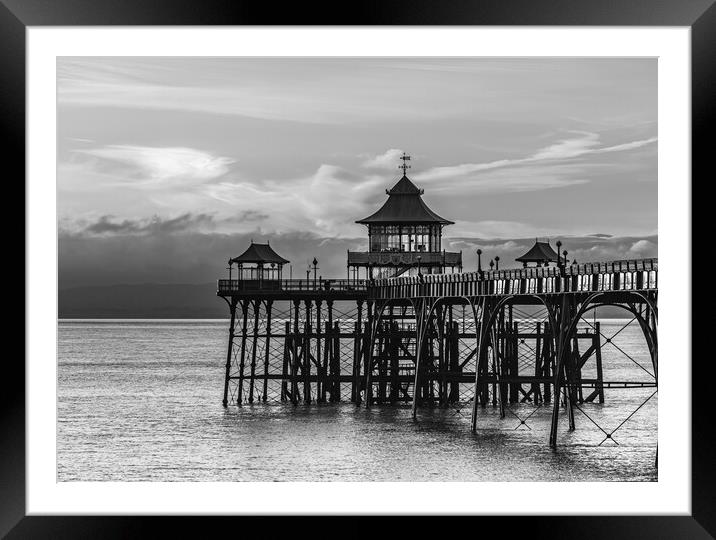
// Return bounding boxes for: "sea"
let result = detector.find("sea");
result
[58,319,657,482]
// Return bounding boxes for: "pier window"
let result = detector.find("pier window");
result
[370,232,381,252]
[387,229,401,251]
[368,224,440,253]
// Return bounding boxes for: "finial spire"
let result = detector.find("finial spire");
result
[399,152,411,175]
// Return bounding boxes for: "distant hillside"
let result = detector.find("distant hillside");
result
[58,283,634,319]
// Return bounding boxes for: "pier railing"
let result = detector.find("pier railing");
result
[370,258,657,300]
[217,278,368,295]
[218,258,657,299]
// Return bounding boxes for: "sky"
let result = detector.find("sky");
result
[57,57,657,288]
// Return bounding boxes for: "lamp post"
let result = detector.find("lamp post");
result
[563,250,568,266]
[477,249,483,278]
[227,259,233,281]
[556,240,562,266]
[489,259,494,271]
[494,255,500,271]
[312,257,319,288]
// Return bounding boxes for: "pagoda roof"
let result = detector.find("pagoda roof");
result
[230,242,289,265]
[356,175,453,225]
[515,240,559,263]
[386,175,424,195]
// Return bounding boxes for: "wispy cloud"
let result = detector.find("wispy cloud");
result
[629,239,657,255]
[202,164,385,237]
[59,137,654,239]
[596,138,658,153]
[74,145,235,186]
[414,132,657,189]
[60,154,386,237]
[362,148,405,170]
[80,213,217,236]
[449,220,541,239]
[60,211,270,237]
[57,58,477,124]
[529,130,601,160]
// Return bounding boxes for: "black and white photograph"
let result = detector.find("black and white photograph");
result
[2,0,712,531]
[56,55,660,483]
[2,2,709,530]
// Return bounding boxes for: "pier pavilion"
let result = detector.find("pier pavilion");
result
[227,241,288,289]
[348,154,462,280]
[516,238,560,267]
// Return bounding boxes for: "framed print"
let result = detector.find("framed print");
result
[4,0,713,536]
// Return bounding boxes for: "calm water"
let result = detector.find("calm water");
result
[58,319,657,482]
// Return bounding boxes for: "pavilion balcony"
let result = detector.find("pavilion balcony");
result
[347,250,462,268]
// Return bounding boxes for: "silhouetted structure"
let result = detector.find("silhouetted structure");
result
[217,153,658,454]
[229,241,288,284]
[516,239,559,267]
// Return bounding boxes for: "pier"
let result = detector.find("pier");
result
[217,155,657,448]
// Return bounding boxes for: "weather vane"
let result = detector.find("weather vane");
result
[399,152,411,175]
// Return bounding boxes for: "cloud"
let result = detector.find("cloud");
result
[529,131,600,160]
[58,145,244,224]
[449,220,540,239]
[59,156,384,238]
[66,213,217,236]
[629,239,657,255]
[59,139,654,242]
[431,163,591,195]
[413,159,513,182]
[57,58,478,125]
[413,132,657,193]
[74,145,235,186]
[362,149,405,169]
[62,212,270,238]
[201,164,386,237]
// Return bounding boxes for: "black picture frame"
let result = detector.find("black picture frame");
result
[4,0,712,536]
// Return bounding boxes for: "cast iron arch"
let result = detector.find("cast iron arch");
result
[549,291,658,447]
